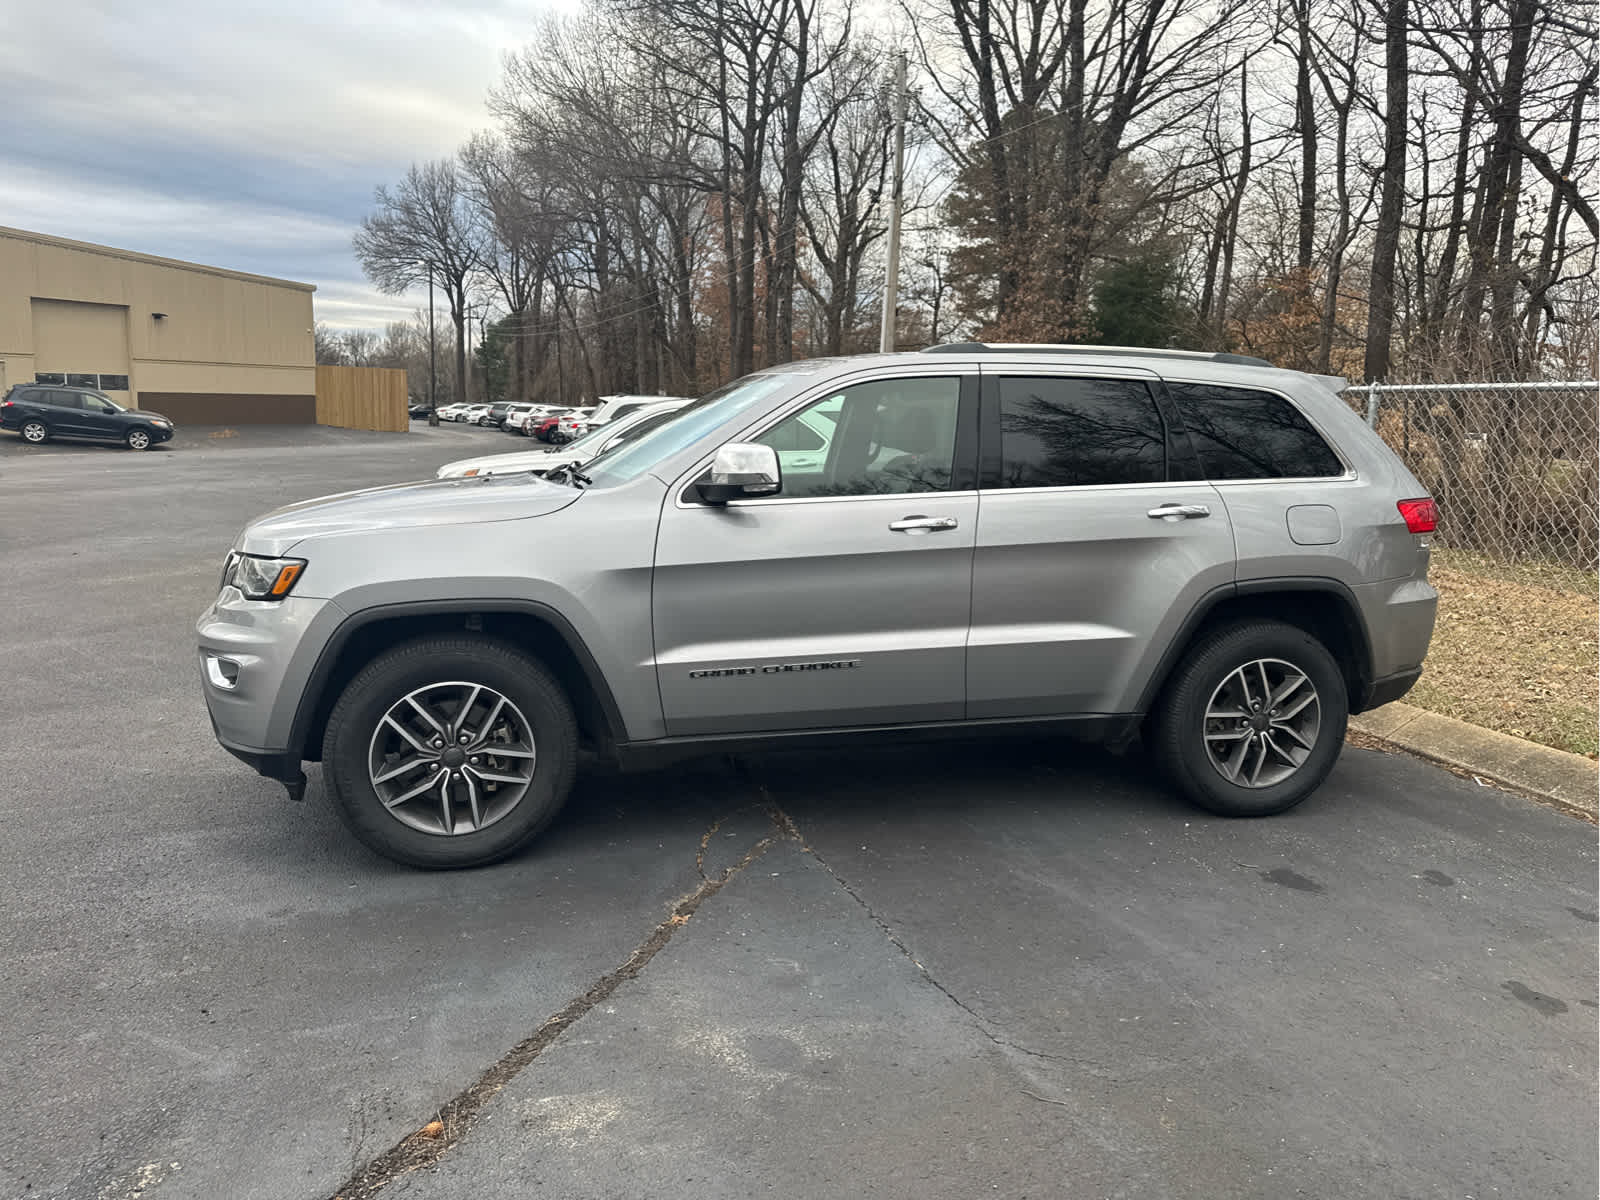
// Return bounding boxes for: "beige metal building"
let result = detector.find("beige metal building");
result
[0,226,316,424]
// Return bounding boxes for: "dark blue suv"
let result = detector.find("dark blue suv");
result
[1,384,175,450]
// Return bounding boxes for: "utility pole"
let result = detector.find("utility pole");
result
[427,272,439,426]
[464,305,473,407]
[879,50,908,354]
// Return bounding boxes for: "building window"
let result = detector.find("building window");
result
[34,372,65,385]
[66,373,99,388]
[98,374,129,391]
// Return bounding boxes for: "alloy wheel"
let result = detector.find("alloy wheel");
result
[367,681,537,835]
[22,422,46,443]
[1202,657,1321,789]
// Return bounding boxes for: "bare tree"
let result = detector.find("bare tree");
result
[354,160,482,406]
[1363,0,1409,381]
[798,41,894,354]
[313,322,347,365]
[913,0,1258,338]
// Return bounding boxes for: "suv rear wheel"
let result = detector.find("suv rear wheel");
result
[21,420,48,444]
[1152,620,1348,818]
[321,635,578,868]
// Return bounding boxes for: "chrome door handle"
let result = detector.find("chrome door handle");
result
[1147,503,1211,520]
[889,515,959,533]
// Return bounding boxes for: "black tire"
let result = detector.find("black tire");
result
[126,428,152,451]
[321,635,578,868]
[1151,620,1347,818]
[21,420,48,445]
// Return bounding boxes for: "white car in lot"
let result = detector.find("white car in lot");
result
[434,403,470,422]
[439,399,693,478]
[498,403,538,431]
[585,394,691,429]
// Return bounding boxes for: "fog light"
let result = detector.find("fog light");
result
[205,655,240,690]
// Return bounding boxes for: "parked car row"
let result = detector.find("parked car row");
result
[415,394,699,449]
[436,398,696,478]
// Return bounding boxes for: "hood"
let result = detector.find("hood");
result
[239,473,581,556]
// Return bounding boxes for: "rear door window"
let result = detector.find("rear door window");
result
[993,376,1166,488]
[1166,382,1344,479]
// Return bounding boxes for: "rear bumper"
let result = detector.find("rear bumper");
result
[1355,667,1422,713]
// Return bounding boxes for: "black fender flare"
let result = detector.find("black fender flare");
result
[1134,578,1376,715]
[287,599,629,759]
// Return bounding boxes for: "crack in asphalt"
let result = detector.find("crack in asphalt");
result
[331,761,1058,1198]
[741,766,1074,1072]
[327,815,782,1200]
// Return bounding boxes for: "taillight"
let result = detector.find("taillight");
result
[1398,498,1438,534]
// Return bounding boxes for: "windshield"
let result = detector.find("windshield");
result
[582,371,801,489]
[593,406,683,453]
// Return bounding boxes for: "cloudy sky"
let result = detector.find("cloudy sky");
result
[2,0,570,330]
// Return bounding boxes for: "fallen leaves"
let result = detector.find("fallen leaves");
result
[1410,553,1599,757]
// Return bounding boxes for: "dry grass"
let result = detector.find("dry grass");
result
[1409,551,1599,758]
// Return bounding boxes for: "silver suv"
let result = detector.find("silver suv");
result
[197,344,1438,868]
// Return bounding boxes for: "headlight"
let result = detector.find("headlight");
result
[223,552,307,599]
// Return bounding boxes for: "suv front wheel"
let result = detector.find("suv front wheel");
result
[321,635,578,868]
[1152,621,1348,818]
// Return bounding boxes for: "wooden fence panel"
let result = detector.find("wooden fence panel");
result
[315,365,408,432]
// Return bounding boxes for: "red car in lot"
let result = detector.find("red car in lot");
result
[522,409,588,443]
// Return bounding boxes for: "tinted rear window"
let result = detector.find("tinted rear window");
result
[1167,383,1343,479]
[995,376,1166,488]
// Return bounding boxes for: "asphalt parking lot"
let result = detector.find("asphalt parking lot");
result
[1,421,1594,1200]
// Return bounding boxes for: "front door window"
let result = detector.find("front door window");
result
[754,377,962,498]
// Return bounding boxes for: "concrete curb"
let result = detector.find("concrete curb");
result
[1351,701,1598,819]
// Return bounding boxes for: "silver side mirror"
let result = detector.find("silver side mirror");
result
[695,442,781,505]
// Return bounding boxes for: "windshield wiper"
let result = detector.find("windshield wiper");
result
[551,461,591,488]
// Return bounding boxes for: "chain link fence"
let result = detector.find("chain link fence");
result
[1343,380,1599,587]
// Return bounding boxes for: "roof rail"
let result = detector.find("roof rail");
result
[920,341,1275,368]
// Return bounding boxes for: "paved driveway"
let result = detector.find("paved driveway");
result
[1,424,1593,1200]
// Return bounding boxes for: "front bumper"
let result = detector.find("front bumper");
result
[208,712,305,787]
[197,591,341,776]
